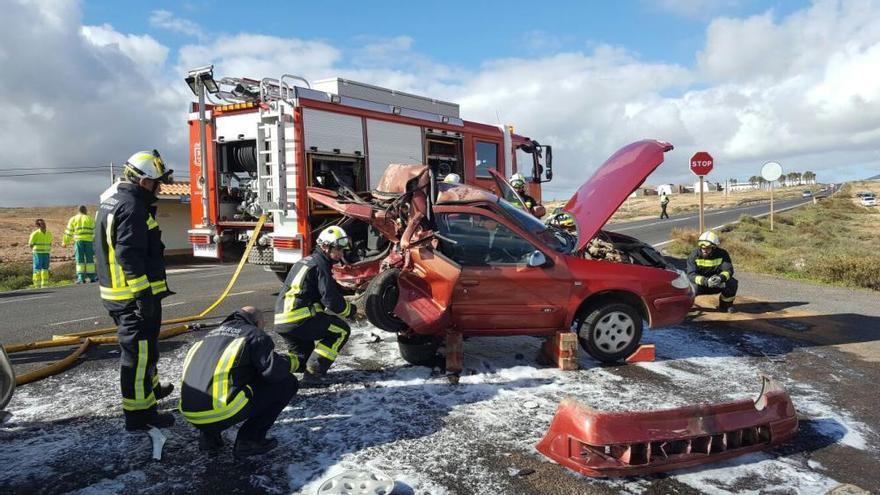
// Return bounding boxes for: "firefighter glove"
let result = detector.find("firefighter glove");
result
[707,275,723,288]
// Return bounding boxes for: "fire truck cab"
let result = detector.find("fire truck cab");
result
[186,67,552,282]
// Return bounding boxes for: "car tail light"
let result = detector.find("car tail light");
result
[272,237,301,250]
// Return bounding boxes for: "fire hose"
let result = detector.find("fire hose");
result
[2,214,268,387]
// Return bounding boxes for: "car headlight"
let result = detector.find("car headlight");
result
[669,269,691,290]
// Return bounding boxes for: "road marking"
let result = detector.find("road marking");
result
[50,316,100,326]
[0,295,51,304]
[164,301,187,307]
[228,291,255,297]
[166,266,218,274]
[613,200,807,232]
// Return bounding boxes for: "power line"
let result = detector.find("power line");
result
[0,164,115,171]
[0,169,120,178]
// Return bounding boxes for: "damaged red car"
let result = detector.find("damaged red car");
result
[309,140,694,364]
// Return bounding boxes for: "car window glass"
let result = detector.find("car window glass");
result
[436,212,535,266]
[475,141,498,178]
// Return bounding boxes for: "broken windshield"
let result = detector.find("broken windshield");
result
[497,199,571,253]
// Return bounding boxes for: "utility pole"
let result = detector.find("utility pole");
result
[110,161,114,184]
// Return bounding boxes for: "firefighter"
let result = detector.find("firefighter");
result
[95,150,176,431]
[179,307,298,456]
[28,219,52,288]
[509,173,542,216]
[62,205,97,283]
[443,173,461,184]
[274,226,357,378]
[660,193,670,219]
[687,231,738,312]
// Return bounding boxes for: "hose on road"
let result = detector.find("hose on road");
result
[3,214,268,386]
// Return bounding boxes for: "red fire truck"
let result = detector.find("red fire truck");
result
[185,66,552,283]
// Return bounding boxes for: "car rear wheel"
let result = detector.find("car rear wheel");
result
[576,302,643,363]
[397,333,442,366]
[363,268,407,333]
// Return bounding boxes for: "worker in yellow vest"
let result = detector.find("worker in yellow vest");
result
[28,218,52,288]
[62,205,97,283]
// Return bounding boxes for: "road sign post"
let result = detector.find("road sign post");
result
[690,152,714,233]
[761,162,783,231]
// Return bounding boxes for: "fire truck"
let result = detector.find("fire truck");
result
[185,66,552,283]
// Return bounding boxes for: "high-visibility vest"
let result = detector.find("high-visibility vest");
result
[63,213,95,244]
[28,229,52,254]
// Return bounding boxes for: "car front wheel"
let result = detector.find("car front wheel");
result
[576,302,643,363]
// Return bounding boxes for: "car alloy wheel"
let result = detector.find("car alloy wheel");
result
[577,302,643,363]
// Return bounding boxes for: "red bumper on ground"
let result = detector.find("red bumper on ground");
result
[535,375,797,477]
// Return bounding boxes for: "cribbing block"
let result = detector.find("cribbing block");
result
[542,332,579,370]
[625,344,656,363]
[445,332,463,374]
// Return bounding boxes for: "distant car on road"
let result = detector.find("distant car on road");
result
[802,190,813,198]
[859,193,877,207]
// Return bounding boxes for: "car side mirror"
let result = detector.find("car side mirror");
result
[527,250,551,268]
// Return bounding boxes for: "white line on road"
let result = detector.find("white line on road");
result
[166,266,219,274]
[227,291,255,297]
[50,316,101,326]
[0,295,51,304]
[164,301,188,307]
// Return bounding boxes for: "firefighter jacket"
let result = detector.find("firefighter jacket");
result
[520,192,539,210]
[28,229,52,254]
[274,248,353,329]
[686,247,734,286]
[63,213,95,244]
[179,310,294,425]
[94,182,168,304]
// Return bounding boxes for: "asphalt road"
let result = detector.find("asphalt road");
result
[0,197,814,351]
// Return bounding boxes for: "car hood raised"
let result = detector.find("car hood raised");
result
[564,140,673,251]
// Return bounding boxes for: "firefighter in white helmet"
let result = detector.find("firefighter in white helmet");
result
[508,172,543,217]
[443,173,461,184]
[686,231,738,312]
[94,150,176,431]
[274,226,357,378]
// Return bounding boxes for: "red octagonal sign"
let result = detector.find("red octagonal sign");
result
[690,151,714,176]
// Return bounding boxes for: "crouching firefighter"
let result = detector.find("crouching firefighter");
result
[687,230,739,313]
[274,226,357,378]
[179,307,298,456]
[95,150,176,431]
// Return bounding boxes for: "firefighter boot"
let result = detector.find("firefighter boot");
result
[199,431,224,453]
[306,354,333,378]
[125,411,175,432]
[718,301,735,313]
[233,437,278,458]
[154,382,174,401]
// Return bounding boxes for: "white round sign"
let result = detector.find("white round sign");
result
[761,161,783,182]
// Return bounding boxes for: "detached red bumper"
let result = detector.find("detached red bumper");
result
[535,375,797,477]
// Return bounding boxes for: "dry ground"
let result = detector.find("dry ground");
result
[0,206,94,263]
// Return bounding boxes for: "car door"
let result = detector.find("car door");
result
[394,246,461,335]
[434,210,571,334]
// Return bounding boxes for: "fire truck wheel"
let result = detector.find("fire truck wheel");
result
[363,268,407,333]
[397,333,442,366]
[576,302,643,363]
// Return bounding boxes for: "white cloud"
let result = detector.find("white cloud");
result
[149,9,203,38]
[2,0,879,206]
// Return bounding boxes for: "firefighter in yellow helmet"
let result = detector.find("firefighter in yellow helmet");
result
[443,173,461,184]
[95,150,176,431]
[62,205,97,283]
[509,172,543,217]
[28,218,52,288]
[274,226,357,379]
[686,231,738,312]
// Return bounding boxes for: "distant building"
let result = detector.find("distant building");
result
[727,182,760,192]
[156,182,192,255]
[656,184,675,196]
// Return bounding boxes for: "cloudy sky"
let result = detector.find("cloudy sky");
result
[1,0,879,205]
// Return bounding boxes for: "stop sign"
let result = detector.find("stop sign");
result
[690,151,714,176]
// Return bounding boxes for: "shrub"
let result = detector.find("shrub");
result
[806,252,880,291]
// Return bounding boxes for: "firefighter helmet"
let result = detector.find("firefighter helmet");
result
[317,226,350,249]
[124,150,173,184]
[698,230,720,248]
[443,173,461,184]
[509,173,526,189]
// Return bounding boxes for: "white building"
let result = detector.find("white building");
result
[656,184,675,196]
[156,183,192,256]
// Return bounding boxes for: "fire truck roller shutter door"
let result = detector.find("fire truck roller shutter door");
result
[366,119,423,190]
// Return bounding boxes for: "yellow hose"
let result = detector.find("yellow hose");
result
[5,214,268,385]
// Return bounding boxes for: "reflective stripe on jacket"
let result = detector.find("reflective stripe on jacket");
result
[274,249,351,329]
[28,229,52,254]
[63,213,95,244]
[179,310,293,424]
[94,183,168,303]
[686,247,735,286]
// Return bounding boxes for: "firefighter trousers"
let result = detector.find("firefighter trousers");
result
[198,374,298,443]
[108,296,164,427]
[696,277,739,305]
[279,313,351,373]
